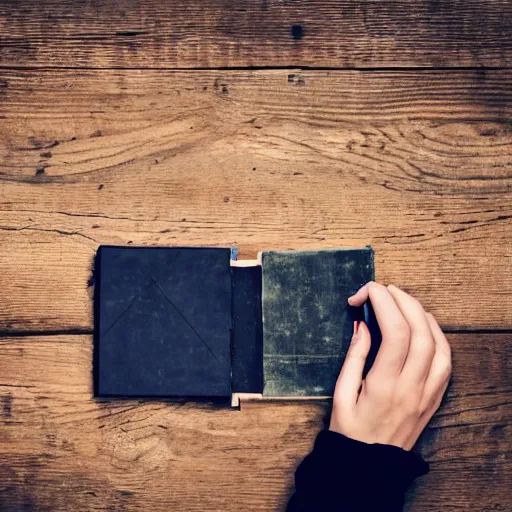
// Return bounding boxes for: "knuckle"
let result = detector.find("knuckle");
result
[348,350,367,365]
[368,281,385,294]
[423,394,442,415]
[418,401,428,415]
[437,352,452,378]
[421,338,436,359]
[383,322,411,346]
[399,320,412,336]
[393,323,411,343]
[442,360,453,379]
[347,343,369,361]
[404,396,422,416]
[418,397,431,415]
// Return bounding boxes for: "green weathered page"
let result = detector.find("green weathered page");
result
[261,248,374,397]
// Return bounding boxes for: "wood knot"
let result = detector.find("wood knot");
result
[291,24,304,40]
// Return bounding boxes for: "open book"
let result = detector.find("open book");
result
[94,246,375,406]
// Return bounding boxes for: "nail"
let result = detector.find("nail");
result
[353,321,360,337]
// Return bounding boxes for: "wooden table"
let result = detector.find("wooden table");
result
[1,1,511,510]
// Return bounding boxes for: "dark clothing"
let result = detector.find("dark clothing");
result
[287,430,429,512]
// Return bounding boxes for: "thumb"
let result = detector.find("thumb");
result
[333,321,371,409]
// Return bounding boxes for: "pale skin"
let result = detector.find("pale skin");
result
[330,282,452,451]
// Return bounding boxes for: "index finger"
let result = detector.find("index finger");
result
[348,282,410,377]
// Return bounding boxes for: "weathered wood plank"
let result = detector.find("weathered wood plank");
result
[1,0,511,68]
[0,333,510,511]
[1,69,511,331]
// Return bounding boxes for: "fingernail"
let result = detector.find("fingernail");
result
[348,296,355,306]
[353,321,360,337]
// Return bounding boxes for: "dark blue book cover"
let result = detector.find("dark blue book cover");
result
[94,246,232,398]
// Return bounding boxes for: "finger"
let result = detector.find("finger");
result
[387,285,435,383]
[426,312,451,360]
[349,282,411,378]
[347,283,371,307]
[333,321,371,409]
[421,313,452,410]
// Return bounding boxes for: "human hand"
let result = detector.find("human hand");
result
[330,282,452,450]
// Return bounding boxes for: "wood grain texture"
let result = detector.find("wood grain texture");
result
[1,69,511,331]
[1,0,512,69]
[1,4,510,512]
[0,333,510,511]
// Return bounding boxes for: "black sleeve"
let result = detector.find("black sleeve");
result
[287,430,429,512]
